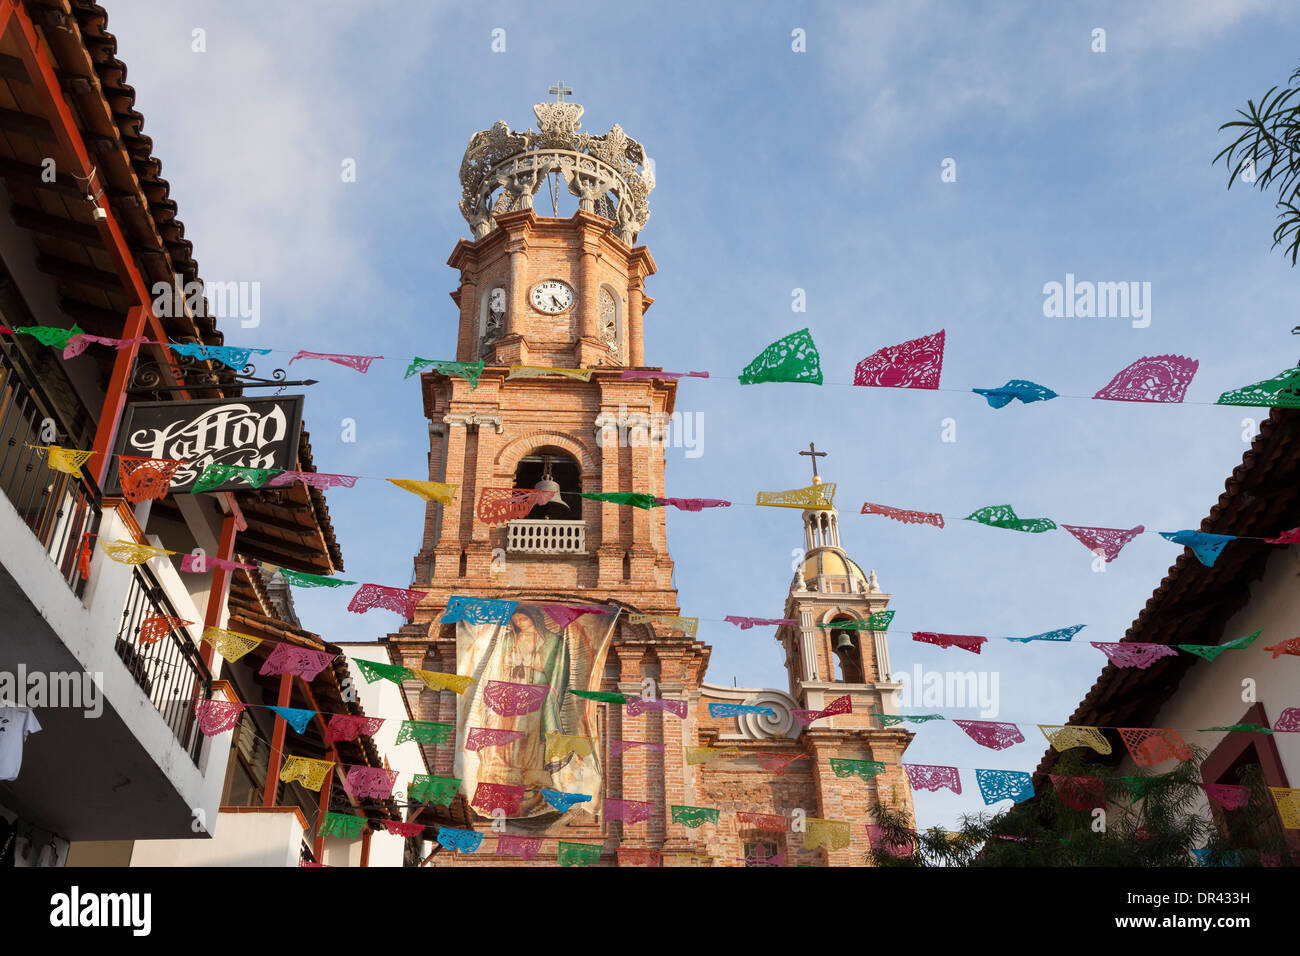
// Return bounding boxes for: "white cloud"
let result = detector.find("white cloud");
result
[826,0,1295,161]
[1126,0,1289,49]
[101,2,446,333]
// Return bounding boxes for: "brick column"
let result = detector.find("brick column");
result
[456,271,478,362]
[578,236,599,341]
[463,419,501,581]
[495,237,529,367]
[866,731,916,833]
[805,732,856,866]
[613,645,649,859]
[506,241,526,337]
[595,407,624,583]
[433,421,468,580]
[436,684,458,777]
[657,649,693,856]
[628,410,654,580]
[416,421,449,585]
[627,277,645,367]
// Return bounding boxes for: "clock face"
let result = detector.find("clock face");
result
[530,279,575,314]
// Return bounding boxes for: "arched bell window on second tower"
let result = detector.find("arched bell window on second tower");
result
[827,614,866,684]
[505,448,586,554]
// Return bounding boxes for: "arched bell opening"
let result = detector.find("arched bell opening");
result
[828,615,865,684]
[512,448,581,519]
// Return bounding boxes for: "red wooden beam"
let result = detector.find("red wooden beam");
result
[198,514,240,668]
[263,671,292,809]
[226,493,248,533]
[313,771,334,861]
[293,676,346,859]
[88,303,149,479]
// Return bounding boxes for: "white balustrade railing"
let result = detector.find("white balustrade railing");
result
[506,519,586,554]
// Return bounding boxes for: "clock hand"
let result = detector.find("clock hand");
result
[550,295,562,308]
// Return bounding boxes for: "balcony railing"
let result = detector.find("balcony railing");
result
[506,518,586,554]
[0,341,102,597]
[115,563,213,764]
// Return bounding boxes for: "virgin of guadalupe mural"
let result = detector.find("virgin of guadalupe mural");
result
[455,604,618,820]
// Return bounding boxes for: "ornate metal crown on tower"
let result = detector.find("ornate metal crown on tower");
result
[458,89,654,244]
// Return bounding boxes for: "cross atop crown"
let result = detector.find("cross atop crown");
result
[533,85,584,147]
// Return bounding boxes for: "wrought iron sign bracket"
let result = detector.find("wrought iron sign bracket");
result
[125,355,317,397]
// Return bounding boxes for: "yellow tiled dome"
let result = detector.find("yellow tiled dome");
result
[800,548,867,588]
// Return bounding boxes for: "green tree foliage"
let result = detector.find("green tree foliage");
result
[1216,61,1300,266]
[866,748,1294,866]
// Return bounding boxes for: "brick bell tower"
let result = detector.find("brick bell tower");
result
[777,457,907,722]
[384,89,711,863]
[691,451,917,867]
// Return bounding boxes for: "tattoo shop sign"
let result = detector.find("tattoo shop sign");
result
[111,395,303,494]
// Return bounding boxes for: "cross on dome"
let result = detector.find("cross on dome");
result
[799,442,827,483]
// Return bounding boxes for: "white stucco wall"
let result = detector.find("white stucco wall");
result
[130,809,306,867]
[337,643,431,867]
[1110,543,1299,826]
[1,493,232,838]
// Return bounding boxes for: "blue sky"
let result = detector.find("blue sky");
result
[108,0,1299,829]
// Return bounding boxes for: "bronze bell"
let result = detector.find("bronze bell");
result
[834,632,854,653]
[533,455,568,510]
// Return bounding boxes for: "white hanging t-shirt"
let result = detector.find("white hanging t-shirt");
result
[0,708,41,781]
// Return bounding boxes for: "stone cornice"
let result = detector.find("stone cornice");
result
[626,244,657,279]
[442,412,504,433]
[699,682,772,701]
[798,680,899,694]
[790,592,893,602]
[800,726,914,743]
